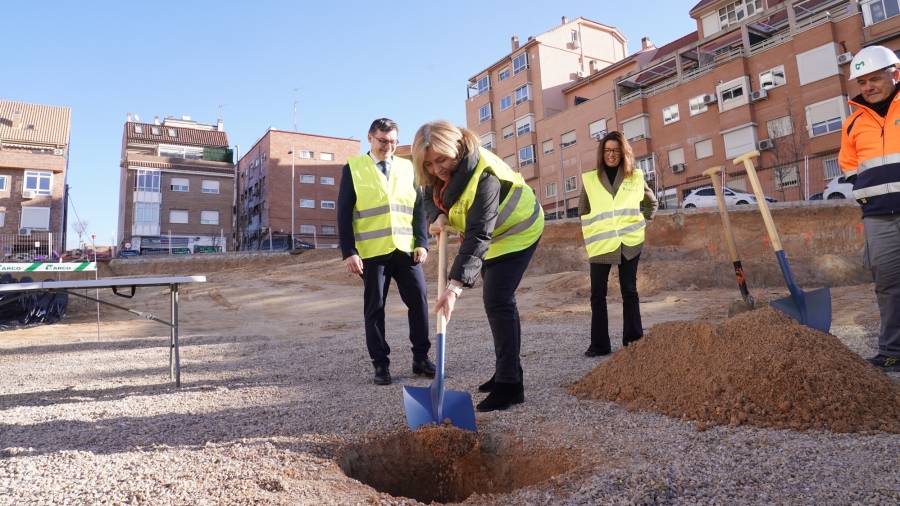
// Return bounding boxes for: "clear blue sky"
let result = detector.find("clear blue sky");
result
[4,1,696,248]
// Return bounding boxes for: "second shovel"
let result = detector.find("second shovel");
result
[703,165,754,309]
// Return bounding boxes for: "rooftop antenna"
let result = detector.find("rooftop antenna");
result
[292,88,299,132]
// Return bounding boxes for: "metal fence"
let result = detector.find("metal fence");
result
[0,232,64,262]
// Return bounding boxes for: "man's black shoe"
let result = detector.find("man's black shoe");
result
[867,354,900,372]
[373,365,392,385]
[584,345,611,357]
[476,382,524,412]
[412,358,436,378]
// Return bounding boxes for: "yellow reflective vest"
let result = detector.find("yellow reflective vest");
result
[447,148,544,259]
[580,169,646,257]
[348,155,417,259]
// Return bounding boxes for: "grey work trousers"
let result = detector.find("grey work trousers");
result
[863,214,900,357]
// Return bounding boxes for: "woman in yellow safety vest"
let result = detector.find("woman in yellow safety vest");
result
[412,120,543,412]
[579,130,657,357]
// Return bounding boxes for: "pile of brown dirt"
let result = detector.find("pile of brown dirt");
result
[569,308,900,433]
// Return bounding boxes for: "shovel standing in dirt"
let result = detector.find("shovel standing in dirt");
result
[734,151,831,332]
[703,165,754,310]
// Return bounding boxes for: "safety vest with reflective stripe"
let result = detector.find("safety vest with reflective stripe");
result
[447,148,544,260]
[839,92,900,217]
[348,155,417,259]
[580,169,646,257]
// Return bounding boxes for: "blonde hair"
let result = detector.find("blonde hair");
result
[412,120,480,186]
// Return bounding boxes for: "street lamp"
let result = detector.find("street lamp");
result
[290,144,296,248]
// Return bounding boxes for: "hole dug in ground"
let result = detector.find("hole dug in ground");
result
[338,426,577,504]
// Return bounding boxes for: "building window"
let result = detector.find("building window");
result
[134,124,143,134]
[500,95,512,110]
[695,139,713,160]
[767,116,793,139]
[167,128,178,138]
[159,144,203,159]
[299,199,315,208]
[150,126,161,136]
[134,202,159,224]
[636,156,655,178]
[513,52,528,74]
[300,174,316,184]
[170,177,189,192]
[545,181,557,198]
[476,75,490,95]
[560,130,577,149]
[24,171,52,195]
[760,65,786,90]
[796,43,840,86]
[169,209,189,224]
[806,96,848,137]
[262,151,267,161]
[622,115,650,141]
[515,115,534,136]
[823,156,842,179]
[668,147,685,167]
[201,180,220,194]
[689,95,709,116]
[499,67,510,81]
[503,154,516,167]
[723,124,758,159]
[320,152,334,161]
[718,0,762,29]
[21,207,50,230]
[542,139,554,155]
[589,119,607,140]
[479,103,492,122]
[296,224,315,235]
[320,176,335,185]
[518,145,535,167]
[502,125,514,139]
[0,175,7,191]
[773,166,799,190]
[565,175,577,192]
[320,200,336,209]
[662,104,680,125]
[200,210,219,225]
[862,0,900,25]
[135,169,161,192]
[514,84,531,104]
[299,150,314,159]
[480,133,496,150]
[321,225,337,235]
[717,76,749,111]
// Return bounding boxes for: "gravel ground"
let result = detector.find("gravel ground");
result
[1,259,898,505]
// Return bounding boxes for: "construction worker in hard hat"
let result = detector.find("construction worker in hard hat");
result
[838,45,900,372]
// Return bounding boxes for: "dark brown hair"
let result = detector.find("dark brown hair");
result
[596,130,635,177]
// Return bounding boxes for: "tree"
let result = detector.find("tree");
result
[765,97,808,200]
[73,220,89,249]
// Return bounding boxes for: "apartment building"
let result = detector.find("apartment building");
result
[117,115,235,254]
[466,1,900,213]
[0,99,70,257]
[235,129,359,250]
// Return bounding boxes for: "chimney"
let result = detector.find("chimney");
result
[126,112,133,122]
[154,116,161,125]
[562,16,568,25]
[589,60,598,74]
[511,35,519,51]
[641,36,655,51]
[11,110,23,129]
[216,118,225,132]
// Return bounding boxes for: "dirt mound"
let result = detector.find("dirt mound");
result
[569,308,900,433]
[338,426,577,503]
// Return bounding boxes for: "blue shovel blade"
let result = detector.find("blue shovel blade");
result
[770,286,832,333]
[402,386,477,431]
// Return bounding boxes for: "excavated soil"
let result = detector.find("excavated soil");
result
[338,426,577,504]
[570,308,900,433]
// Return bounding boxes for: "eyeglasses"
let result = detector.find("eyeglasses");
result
[373,137,398,147]
[604,149,622,155]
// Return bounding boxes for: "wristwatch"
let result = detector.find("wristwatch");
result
[446,284,463,297]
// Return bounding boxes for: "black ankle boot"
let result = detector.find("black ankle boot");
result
[476,382,524,412]
[478,366,523,393]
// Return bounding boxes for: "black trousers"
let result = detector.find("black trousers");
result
[482,240,539,384]
[590,253,643,351]
[362,250,430,366]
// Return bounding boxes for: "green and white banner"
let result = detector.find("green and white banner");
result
[0,262,97,272]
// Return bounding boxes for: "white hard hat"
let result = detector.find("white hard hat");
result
[848,45,900,80]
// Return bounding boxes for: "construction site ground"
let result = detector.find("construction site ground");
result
[1,202,898,505]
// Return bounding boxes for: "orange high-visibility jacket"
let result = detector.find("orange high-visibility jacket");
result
[839,92,900,217]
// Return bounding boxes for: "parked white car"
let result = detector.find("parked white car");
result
[823,175,854,200]
[682,186,758,208]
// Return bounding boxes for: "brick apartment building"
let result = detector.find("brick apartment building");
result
[466,1,900,214]
[117,115,235,254]
[0,99,70,257]
[235,129,359,250]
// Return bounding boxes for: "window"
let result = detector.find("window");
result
[150,126,161,136]
[863,0,900,25]
[622,115,650,141]
[299,150,314,159]
[589,119,607,140]
[320,200,336,209]
[723,124,758,159]
[668,147,685,166]
[518,145,535,167]
[503,155,516,168]
[760,65,786,90]
[500,95,512,110]
[479,103,492,122]
[513,52,528,74]
[135,169,160,192]
[515,114,534,136]
[169,209,188,224]
[806,96,848,137]
[321,225,337,235]
[476,75,491,95]
[773,166,799,190]
[481,133,496,150]
[133,124,143,134]
[560,130,577,149]
[200,210,219,225]
[320,176,335,185]
[0,210,6,227]
[167,128,177,138]
[689,95,709,116]
[320,152,334,161]
[159,144,203,159]
[21,207,50,230]
[823,156,841,179]
[262,151,267,161]
[718,0,762,29]
[717,76,750,111]
[545,181,557,198]
[565,175,577,193]
[542,140,554,155]
[662,104,680,125]
[134,203,159,224]
[636,156,655,177]
[695,139,713,160]
[24,171,52,195]
[796,43,840,86]
[300,174,316,184]
[767,116,793,139]
[201,180,220,194]
[0,175,7,191]
[170,177,189,192]
[514,84,531,104]
[299,224,316,234]
[299,199,315,208]
[499,67,510,81]
[502,125,514,139]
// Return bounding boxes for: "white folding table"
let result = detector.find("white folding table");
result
[0,275,206,387]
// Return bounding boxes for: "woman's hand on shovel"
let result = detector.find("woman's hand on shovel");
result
[434,282,461,322]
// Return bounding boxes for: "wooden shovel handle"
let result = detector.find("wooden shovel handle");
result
[702,166,740,263]
[437,229,447,334]
[734,151,783,252]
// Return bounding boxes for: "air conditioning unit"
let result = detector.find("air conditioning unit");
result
[837,52,853,65]
[53,148,65,156]
[671,163,686,173]
[750,89,768,102]
[701,93,718,105]
[757,138,775,150]
[22,190,36,199]
[18,228,31,236]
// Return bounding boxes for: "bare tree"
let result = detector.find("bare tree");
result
[765,97,808,201]
[73,220,89,250]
